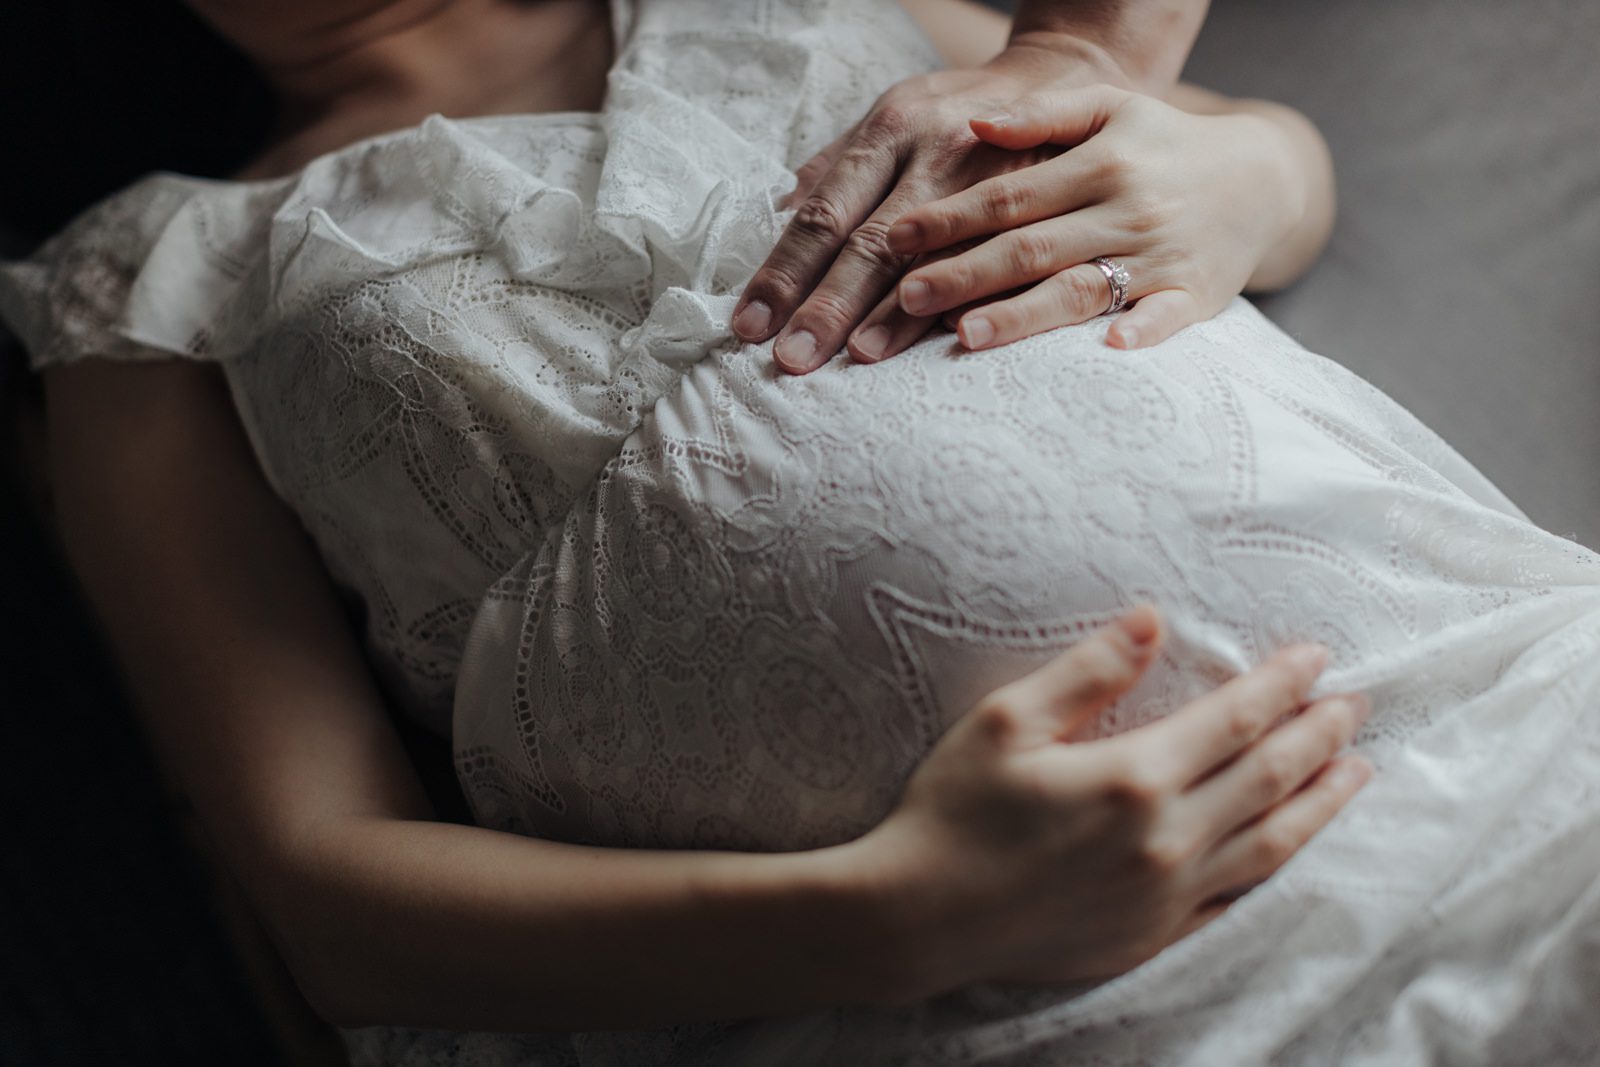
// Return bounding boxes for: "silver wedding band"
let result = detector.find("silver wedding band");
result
[1093,257,1132,315]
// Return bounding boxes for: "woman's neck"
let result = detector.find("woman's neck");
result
[200,0,612,179]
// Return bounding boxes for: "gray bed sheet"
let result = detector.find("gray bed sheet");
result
[1181,0,1600,545]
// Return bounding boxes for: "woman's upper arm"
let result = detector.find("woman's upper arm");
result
[43,358,433,930]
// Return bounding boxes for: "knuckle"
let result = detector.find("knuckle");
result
[980,301,1022,340]
[1105,765,1168,816]
[835,139,886,173]
[1122,193,1171,236]
[797,288,857,334]
[794,155,829,185]
[1254,747,1298,799]
[792,193,852,243]
[1092,147,1135,188]
[1268,649,1314,691]
[1057,268,1109,315]
[926,118,978,159]
[926,259,972,304]
[981,180,1031,225]
[842,219,909,273]
[1137,830,1193,875]
[1005,229,1055,277]
[1221,702,1262,750]
[947,256,982,295]
[1069,639,1134,703]
[1332,696,1369,738]
[972,698,1022,746]
[1313,707,1352,753]
[921,206,958,243]
[1252,823,1301,869]
[1267,666,1309,713]
[865,100,915,142]
[751,261,807,306]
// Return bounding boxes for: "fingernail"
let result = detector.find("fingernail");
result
[852,324,890,361]
[886,221,920,252]
[1114,326,1139,349]
[774,329,821,373]
[959,315,994,349]
[732,299,773,341]
[1345,693,1374,728]
[901,278,933,314]
[1117,605,1160,647]
[1289,643,1330,675]
[974,113,1013,128]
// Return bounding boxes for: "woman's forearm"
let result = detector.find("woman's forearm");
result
[1011,0,1210,93]
[1167,83,1337,291]
[42,359,911,1032]
[282,816,905,1030]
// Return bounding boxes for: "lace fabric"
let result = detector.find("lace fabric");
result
[5,1,1600,1063]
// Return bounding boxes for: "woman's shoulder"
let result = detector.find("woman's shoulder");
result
[0,66,614,369]
[0,172,294,371]
[0,102,622,376]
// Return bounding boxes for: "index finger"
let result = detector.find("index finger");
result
[731,137,901,345]
[1151,644,1330,785]
[886,153,1103,257]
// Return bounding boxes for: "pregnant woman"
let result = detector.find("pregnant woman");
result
[7,0,1600,1064]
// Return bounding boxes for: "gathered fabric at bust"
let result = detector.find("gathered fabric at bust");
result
[7,1,1600,1063]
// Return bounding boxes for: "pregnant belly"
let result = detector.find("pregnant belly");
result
[452,300,1582,852]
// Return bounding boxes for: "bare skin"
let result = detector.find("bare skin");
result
[769,1,1335,367]
[849,83,1336,359]
[37,0,1370,1032]
[194,0,613,179]
[732,0,1215,372]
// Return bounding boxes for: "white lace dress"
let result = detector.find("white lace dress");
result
[6,1,1600,1063]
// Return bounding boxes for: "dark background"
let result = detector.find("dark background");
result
[0,4,295,1062]
[2,1,1596,1063]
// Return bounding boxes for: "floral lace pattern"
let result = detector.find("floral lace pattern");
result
[6,1,1600,1063]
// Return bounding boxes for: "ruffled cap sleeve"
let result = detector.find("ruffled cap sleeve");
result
[0,173,285,369]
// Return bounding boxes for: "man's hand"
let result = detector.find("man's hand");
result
[732,41,1134,374]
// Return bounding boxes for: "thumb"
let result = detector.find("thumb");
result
[970,84,1125,150]
[997,605,1163,745]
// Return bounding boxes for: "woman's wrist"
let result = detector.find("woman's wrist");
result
[1008,0,1208,95]
[1160,83,1335,294]
[1233,103,1334,290]
[989,31,1133,91]
[700,831,947,1011]
[1221,111,1310,283]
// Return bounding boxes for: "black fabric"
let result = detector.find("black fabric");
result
[0,0,273,246]
[0,457,283,1066]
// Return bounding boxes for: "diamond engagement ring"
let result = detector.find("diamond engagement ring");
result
[1092,256,1132,315]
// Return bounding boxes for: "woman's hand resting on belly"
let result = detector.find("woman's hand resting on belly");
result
[731,0,1213,373]
[864,82,1336,357]
[850,605,1373,999]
